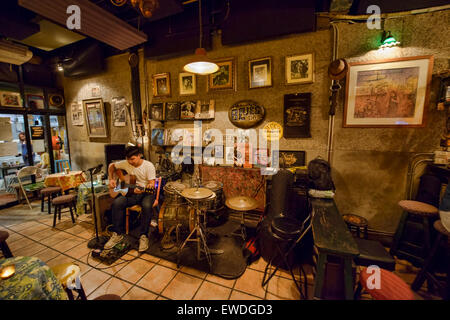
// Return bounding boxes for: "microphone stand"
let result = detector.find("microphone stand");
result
[86,164,107,249]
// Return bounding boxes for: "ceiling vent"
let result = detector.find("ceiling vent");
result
[0,39,33,65]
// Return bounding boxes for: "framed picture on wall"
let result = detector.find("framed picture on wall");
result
[195,100,215,119]
[152,73,171,97]
[26,94,44,109]
[344,56,434,127]
[71,101,84,126]
[179,73,196,95]
[0,91,22,107]
[180,101,197,120]
[285,53,314,85]
[208,58,236,91]
[248,57,272,89]
[150,103,165,121]
[165,102,180,121]
[83,98,108,138]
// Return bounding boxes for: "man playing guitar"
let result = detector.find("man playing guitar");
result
[106,146,156,253]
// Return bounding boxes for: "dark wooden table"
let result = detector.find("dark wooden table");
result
[311,198,359,300]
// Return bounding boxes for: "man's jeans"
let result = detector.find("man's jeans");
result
[111,193,155,236]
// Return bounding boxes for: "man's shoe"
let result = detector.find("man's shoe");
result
[104,232,124,250]
[139,235,149,252]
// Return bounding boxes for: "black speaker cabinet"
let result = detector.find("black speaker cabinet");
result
[105,144,126,169]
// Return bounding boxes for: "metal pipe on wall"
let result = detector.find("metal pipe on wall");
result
[326,22,339,165]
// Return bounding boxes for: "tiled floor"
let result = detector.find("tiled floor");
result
[0,201,443,300]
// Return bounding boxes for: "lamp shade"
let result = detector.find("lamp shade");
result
[183,48,219,75]
[380,31,400,49]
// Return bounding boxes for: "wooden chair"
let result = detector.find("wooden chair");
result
[125,177,161,235]
[16,166,46,209]
[40,186,62,214]
[52,194,77,227]
[55,159,71,173]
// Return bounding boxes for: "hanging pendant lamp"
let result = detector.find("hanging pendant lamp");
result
[183,0,218,75]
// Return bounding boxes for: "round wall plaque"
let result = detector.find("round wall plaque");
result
[228,100,265,129]
[262,121,283,141]
[49,94,64,107]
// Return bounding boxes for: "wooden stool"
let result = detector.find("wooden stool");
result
[40,186,62,214]
[0,230,13,258]
[52,194,77,227]
[411,220,450,299]
[342,214,369,239]
[126,205,142,235]
[359,266,415,300]
[391,200,439,267]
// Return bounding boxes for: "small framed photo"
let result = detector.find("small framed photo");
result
[150,103,165,121]
[112,96,127,127]
[208,58,236,91]
[195,100,215,119]
[0,91,22,107]
[153,73,171,97]
[83,98,108,138]
[285,53,314,85]
[165,102,180,121]
[249,57,272,89]
[151,128,165,146]
[26,94,45,109]
[179,73,196,96]
[279,150,306,167]
[180,101,197,120]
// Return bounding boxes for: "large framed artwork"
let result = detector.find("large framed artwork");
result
[285,53,314,85]
[248,57,272,89]
[111,96,127,127]
[344,56,434,127]
[0,91,22,107]
[208,58,236,91]
[83,98,108,138]
[152,73,171,97]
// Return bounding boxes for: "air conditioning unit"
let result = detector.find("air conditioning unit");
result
[0,39,33,65]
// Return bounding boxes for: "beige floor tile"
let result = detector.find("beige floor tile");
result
[158,258,181,270]
[139,252,161,263]
[13,242,47,257]
[234,269,267,299]
[8,220,40,232]
[80,268,111,296]
[248,257,268,272]
[46,254,77,268]
[116,258,155,283]
[64,224,94,240]
[122,286,158,300]
[65,242,92,260]
[75,255,93,275]
[8,237,35,252]
[157,296,168,300]
[137,265,177,294]
[34,247,61,262]
[229,290,262,300]
[88,277,132,300]
[193,281,231,300]
[266,276,300,300]
[265,293,284,300]
[52,237,85,253]
[205,274,236,288]
[95,259,130,276]
[5,232,24,243]
[40,233,71,247]
[161,272,203,300]
[180,266,207,279]
[28,228,62,241]
[19,223,49,237]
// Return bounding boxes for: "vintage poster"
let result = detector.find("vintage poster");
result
[112,97,127,127]
[283,93,311,138]
[71,101,83,126]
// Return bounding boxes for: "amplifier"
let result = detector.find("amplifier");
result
[94,191,114,232]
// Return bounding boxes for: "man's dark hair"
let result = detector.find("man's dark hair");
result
[125,146,142,158]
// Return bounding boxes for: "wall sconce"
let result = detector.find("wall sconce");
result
[380,31,400,49]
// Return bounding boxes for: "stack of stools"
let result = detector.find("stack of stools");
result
[0,230,13,258]
[390,200,439,267]
[40,186,62,214]
[411,220,450,299]
[359,266,415,300]
[52,194,77,227]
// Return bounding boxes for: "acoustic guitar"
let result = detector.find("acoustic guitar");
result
[109,171,155,198]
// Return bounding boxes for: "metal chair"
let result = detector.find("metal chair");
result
[16,166,46,209]
[55,159,71,173]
